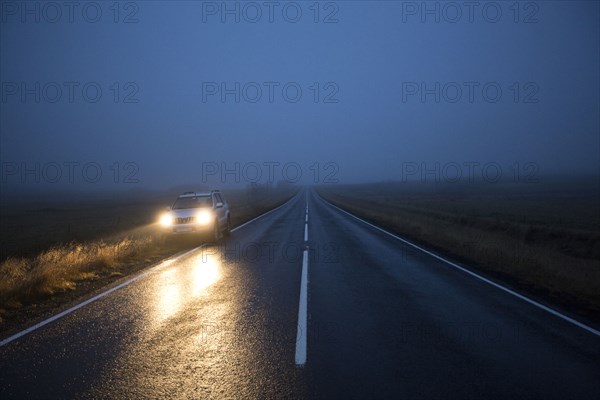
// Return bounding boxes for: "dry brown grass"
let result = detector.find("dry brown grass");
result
[0,236,159,313]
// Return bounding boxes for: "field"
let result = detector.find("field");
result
[0,186,297,330]
[317,178,600,322]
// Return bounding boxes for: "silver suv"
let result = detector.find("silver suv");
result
[159,190,231,241]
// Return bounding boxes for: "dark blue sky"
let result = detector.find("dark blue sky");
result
[1,1,598,190]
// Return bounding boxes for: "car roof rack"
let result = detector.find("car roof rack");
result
[178,190,217,197]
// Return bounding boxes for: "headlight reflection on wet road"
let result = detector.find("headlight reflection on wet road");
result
[191,256,221,297]
[153,250,223,325]
[87,248,240,398]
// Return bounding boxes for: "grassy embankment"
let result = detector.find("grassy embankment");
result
[0,186,297,325]
[317,179,600,321]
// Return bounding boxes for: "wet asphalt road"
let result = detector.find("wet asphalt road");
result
[1,189,599,399]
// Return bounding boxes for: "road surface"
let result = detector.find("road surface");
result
[1,189,599,399]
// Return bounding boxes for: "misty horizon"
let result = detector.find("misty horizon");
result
[1,1,599,197]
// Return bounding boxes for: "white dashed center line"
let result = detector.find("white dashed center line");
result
[296,197,310,366]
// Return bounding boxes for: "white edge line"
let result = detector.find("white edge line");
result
[0,191,302,347]
[319,195,600,338]
[295,249,309,365]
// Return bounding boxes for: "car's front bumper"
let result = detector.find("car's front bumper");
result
[164,222,214,234]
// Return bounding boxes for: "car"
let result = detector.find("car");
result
[159,190,231,241]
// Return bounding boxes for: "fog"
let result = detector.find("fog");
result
[1,1,598,196]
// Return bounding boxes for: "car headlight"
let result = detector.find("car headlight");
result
[196,210,213,225]
[159,214,173,227]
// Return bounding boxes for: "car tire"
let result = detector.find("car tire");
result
[223,216,231,237]
[211,219,220,243]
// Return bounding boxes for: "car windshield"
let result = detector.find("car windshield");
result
[172,195,212,209]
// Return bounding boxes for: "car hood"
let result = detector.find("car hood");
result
[170,208,212,218]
